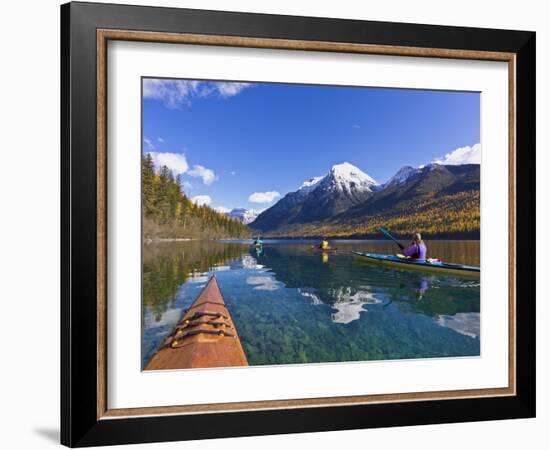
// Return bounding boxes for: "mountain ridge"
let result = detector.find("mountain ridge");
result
[250,161,480,238]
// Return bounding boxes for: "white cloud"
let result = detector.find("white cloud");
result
[143,79,253,108]
[248,191,281,204]
[157,137,165,143]
[143,79,198,108]
[148,152,189,175]
[215,82,251,98]
[432,143,481,165]
[144,137,155,151]
[191,195,212,206]
[214,206,231,213]
[146,150,217,187]
[228,171,237,176]
[187,164,218,185]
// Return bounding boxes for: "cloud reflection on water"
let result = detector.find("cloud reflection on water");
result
[246,275,282,291]
[435,313,480,338]
[328,286,382,324]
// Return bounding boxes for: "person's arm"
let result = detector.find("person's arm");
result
[402,243,417,257]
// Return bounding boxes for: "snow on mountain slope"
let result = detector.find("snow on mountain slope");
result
[226,208,260,225]
[321,162,379,193]
[383,165,419,187]
[297,175,324,194]
[297,162,378,196]
[383,163,446,188]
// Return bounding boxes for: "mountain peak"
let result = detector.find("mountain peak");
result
[419,162,442,170]
[251,162,378,230]
[384,165,419,187]
[331,161,358,172]
[328,162,379,186]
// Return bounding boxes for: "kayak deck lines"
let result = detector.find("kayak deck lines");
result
[168,329,237,349]
[145,276,249,370]
[352,251,480,276]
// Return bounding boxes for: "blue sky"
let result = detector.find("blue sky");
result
[142,78,480,212]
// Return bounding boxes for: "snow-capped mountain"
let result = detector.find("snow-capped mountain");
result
[321,162,379,193]
[383,165,419,187]
[249,160,480,236]
[298,163,379,197]
[250,162,378,231]
[383,163,455,188]
[225,208,260,225]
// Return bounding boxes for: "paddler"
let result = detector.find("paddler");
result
[253,236,263,247]
[403,233,427,260]
[321,238,329,250]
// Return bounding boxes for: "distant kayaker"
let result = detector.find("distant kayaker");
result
[321,238,329,250]
[403,233,427,260]
[253,236,263,247]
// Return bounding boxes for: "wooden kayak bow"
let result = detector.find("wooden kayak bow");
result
[145,276,249,370]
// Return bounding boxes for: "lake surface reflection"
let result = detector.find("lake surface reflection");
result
[142,240,480,367]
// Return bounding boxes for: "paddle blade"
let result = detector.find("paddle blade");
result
[379,227,405,249]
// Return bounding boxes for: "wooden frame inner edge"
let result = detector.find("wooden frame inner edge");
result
[508,56,517,395]
[96,29,517,420]
[97,29,108,419]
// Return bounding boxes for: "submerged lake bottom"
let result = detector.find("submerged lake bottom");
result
[142,240,480,368]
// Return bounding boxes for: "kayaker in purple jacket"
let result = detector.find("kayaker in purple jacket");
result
[403,233,427,260]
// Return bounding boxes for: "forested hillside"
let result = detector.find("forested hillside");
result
[142,153,250,240]
[265,190,480,239]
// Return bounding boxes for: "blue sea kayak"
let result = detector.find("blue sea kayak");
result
[352,251,480,276]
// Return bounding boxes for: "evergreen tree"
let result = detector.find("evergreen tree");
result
[142,153,156,216]
[141,155,250,239]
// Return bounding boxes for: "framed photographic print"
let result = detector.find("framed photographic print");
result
[61,1,536,447]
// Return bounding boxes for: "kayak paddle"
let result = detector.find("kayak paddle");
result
[379,227,405,250]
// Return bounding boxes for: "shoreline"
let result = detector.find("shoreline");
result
[143,237,196,244]
[249,233,480,240]
[145,237,481,243]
